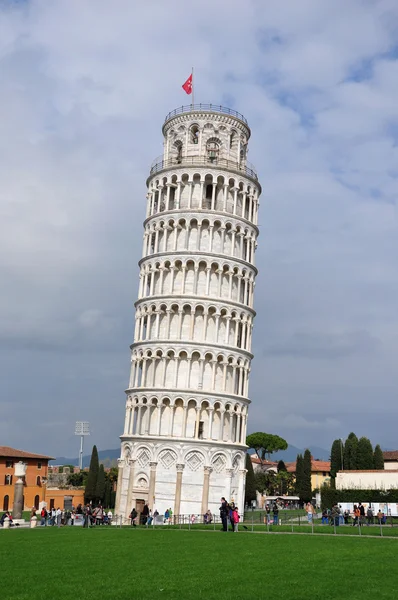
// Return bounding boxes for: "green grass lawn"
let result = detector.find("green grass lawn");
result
[2,527,398,600]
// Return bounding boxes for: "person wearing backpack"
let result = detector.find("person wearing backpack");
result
[366,506,374,526]
[129,508,137,527]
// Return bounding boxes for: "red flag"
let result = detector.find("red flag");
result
[182,74,192,95]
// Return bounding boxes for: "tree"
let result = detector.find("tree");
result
[255,471,276,496]
[295,454,304,499]
[357,437,374,470]
[85,445,99,503]
[277,460,287,472]
[246,432,288,464]
[244,454,257,506]
[344,432,358,470]
[330,439,344,481]
[95,464,106,504]
[301,449,313,503]
[373,444,384,470]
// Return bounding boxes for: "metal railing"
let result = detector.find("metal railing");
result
[149,155,258,180]
[164,105,248,126]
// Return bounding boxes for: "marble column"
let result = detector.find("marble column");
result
[114,458,125,516]
[225,468,234,502]
[125,458,137,520]
[13,461,27,520]
[173,464,185,519]
[238,468,247,513]
[148,462,157,510]
[201,466,213,516]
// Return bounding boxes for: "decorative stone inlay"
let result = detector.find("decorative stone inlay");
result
[159,450,177,469]
[137,449,151,468]
[185,451,204,472]
[211,454,226,473]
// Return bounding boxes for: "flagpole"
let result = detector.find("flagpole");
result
[192,67,194,107]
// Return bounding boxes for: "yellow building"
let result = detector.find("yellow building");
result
[286,459,331,490]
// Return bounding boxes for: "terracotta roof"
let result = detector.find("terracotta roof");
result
[285,460,331,473]
[0,446,54,460]
[338,469,398,473]
[383,451,398,461]
[250,456,278,466]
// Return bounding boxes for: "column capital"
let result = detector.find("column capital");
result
[117,458,125,468]
[149,461,158,469]
[226,468,234,478]
[203,466,213,475]
[128,458,137,467]
[176,463,185,473]
[239,468,248,476]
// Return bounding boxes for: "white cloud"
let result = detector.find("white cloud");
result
[0,0,397,455]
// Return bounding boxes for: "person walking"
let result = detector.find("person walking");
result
[272,503,279,525]
[359,503,365,526]
[142,503,149,526]
[366,506,373,526]
[56,507,62,527]
[40,507,47,526]
[130,507,137,527]
[219,497,229,531]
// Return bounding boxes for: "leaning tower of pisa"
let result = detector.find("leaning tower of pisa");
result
[115,104,261,520]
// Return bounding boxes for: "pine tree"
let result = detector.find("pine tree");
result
[295,454,303,499]
[85,445,99,503]
[344,432,358,470]
[95,464,106,504]
[357,437,374,470]
[301,449,313,503]
[330,439,343,480]
[245,454,257,506]
[373,444,384,470]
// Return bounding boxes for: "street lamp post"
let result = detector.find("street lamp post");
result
[75,422,90,470]
[340,438,344,471]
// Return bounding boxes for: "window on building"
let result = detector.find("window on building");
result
[206,141,219,163]
[174,141,183,163]
[3,495,9,511]
[205,184,213,200]
[37,462,42,470]
[34,495,40,510]
[322,472,327,477]
[50,499,55,510]
[4,475,12,486]
[198,421,204,439]
[36,476,41,486]
[190,125,199,144]
[6,461,13,468]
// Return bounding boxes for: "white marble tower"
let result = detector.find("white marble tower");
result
[115,104,261,519]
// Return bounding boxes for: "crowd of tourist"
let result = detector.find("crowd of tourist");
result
[321,503,388,526]
[38,504,114,527]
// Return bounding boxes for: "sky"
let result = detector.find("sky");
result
[1,0,398,458]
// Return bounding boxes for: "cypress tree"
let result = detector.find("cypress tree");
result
[344,432,358,470]
[244,453,257,506]
[95,464,106,504]
[277,460,287,472]
[301,449,313,503]
[295,454,303,499]
[357,437,374,470]
[330,439,343,480]
[85,445,99,503]
[373,444,384,470]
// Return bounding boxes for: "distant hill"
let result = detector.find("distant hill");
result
[52,444,329,467]
[51,448,120,468]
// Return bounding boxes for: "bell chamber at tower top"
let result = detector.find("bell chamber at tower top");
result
[149,105,259,181]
